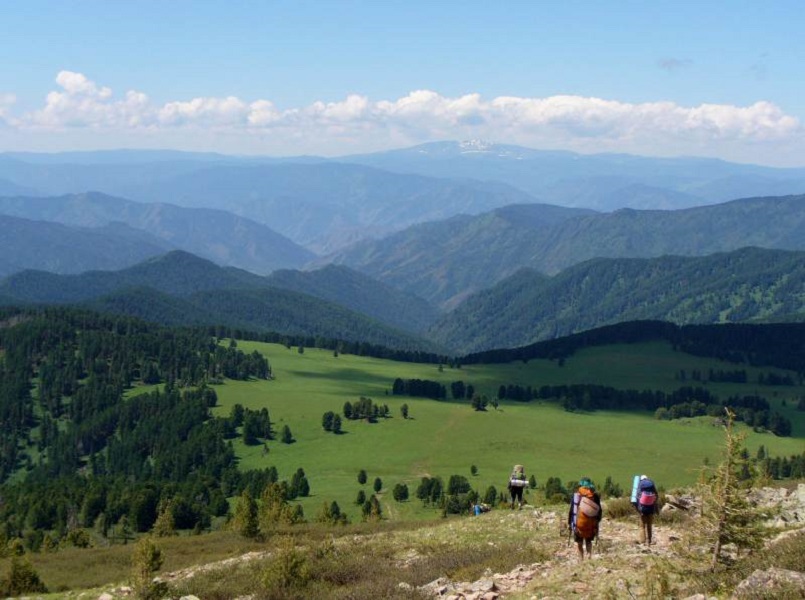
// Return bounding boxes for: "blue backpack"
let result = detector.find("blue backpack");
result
[637,479,657,515]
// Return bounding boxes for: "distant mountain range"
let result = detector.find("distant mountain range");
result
[0,156,535,254]
[1,144,805,354]
[343,140,805,209]
[428,246,805,353]
[2,141,805,254]
[0,192,314,275]
[329,194,805,307]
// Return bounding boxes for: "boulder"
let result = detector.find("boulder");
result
[732,567,805,599]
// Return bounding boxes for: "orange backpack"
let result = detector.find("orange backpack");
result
[574,487,600,539]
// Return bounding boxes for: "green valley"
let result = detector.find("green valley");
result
[213,339,804,522]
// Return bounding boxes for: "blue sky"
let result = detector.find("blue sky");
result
[1,1,803,165]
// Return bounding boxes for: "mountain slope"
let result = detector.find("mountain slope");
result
[329,194,805,307]
[84,285,439,352]
[266,264,440,333]
[0,192,314,274]
[533,194,805,273]
[0,214,172,277]
[429,247,805,353]
[0,251,270,303]
[326,202,595,308]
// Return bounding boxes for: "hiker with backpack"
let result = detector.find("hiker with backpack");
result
[567,477,602,560]
[507,464,528,509]
[632,475,659,545]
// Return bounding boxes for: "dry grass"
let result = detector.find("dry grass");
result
[0,531,267,593]
[5,503,802,600]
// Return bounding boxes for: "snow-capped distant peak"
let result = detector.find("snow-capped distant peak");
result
[459,139,495,153]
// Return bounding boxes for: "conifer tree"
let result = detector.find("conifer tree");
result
[232,490,258,538]
[130,536,166,600]
[697,409,766,569]
[152,499,177,537]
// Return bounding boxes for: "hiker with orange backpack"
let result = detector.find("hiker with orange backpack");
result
[567,477,602,560]
[632,475,658,545]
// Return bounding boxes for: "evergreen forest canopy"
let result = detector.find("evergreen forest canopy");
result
[0,306,453,547]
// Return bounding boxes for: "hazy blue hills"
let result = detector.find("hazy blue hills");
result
[110,162,537,253]
[343,140,805,210]
[0,177,36,196]
[429,247,805,353]
[0,157,537,254]
[329,194,805,307]
[0,192,314,274]
[4,144,804,255]
[0,214,171,277]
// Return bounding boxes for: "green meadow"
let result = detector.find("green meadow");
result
[213,340,805,522]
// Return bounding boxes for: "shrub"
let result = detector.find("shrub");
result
[261,537,310,597]
[0,556,48,596]
[604,497,635,520]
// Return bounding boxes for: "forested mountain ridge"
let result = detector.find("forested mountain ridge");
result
[431,247,805,353]
[324,202,594,308]
[5,246,805,355]
[0,192,314,275]
[0,252,441,348]
[532,194,805,273]
[329,193,805,307]
[0,251,271,303]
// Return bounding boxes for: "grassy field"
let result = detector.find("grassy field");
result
[210,340,805,523]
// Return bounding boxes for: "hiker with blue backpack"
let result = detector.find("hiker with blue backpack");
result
[507,464,528,509]
[567,477,602,560]
[632,474,659,545]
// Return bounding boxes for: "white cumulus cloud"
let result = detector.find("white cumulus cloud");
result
[0,93,16,123]
[6,71,804,164]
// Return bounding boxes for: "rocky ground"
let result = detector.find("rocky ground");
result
[420,484,805,600]
[19,484,805,600]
